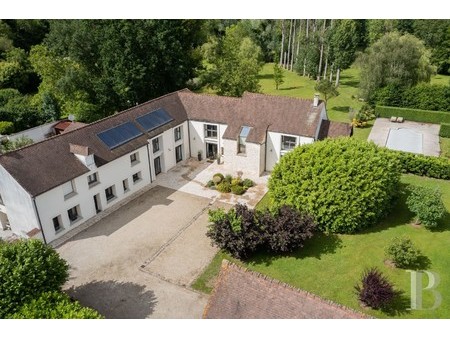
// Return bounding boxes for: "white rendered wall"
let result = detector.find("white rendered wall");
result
[148,122,189,181]
[34,145,151,243]
[314,106,329,140]
[265,132,314,171]
[0,165,41,238]
[222,139,263,175]
[188,120,227,159]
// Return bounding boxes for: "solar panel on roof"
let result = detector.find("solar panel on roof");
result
[135,108,174,132]
[97,121,143,150]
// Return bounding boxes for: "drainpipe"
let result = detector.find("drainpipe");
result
[32,197,47,245]
[146,142,153,183]
[187,121,192,158]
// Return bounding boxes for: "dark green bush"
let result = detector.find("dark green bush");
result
[231,184,245,195]
[375,106,450,124]
[385,237,422,269]
[440,123,450,138]
[393,151,450,180]
[206,180,215,188]
[217,181,231,193]
[9,291,103,319]
[207,204,264,259]
[406,186,446,228]
[0,239,69,317]
[268,138,401,233]
[212,173,224,184]
[224,174,233,184]
[243,178,254,188]
[0,121,14,135]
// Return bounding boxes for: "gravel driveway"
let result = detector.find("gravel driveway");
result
[57,185,219,318]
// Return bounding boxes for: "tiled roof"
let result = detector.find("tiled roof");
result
[179,91,325,144]
[0,89,327,197]
[62,122,87,133]
[203,260,370,319]
[318,120,353,140]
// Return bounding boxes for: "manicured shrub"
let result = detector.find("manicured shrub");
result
[355,267,395,309]
[224,174,233,184]
[207,204,264,259]
[231,184,245,195]
[385,237,422,269]
[375,106,450,124]
[231,178,242,186]
[217,181,231,193]
[268,138,401,233]
[0,121,14,135]
[393,151,450,180]
[206,180,215,188]
[406,186,446,228]
[0,239,69,317]
[440,123,450,138]
[242,178,254,188]
[212,173,224,184]
[260,206,316,253]
[9,291,103,319]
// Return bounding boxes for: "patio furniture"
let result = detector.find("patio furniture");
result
[390,116,397,122]
[397,117,404,123]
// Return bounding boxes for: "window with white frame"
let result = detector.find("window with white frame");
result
[105,185,116,201]
[52,215,63,233]
[174,126,182,142]
[67,205,80,223]
[204,124,217,139]
[130,152,139,164]
[132,171,142,184]
[238,126,251,154]
[62,180,76,198]
[281,135,297,151]
[152,138,160,153]
[123,178,129,192]
[87,172,98,186]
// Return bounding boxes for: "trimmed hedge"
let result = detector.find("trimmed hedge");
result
[393,150,450,180]
[440,123,450,138]
[375,106,450,124]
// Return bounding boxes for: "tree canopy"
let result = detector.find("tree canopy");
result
[357,32,435,100]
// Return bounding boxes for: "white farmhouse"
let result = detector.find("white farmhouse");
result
[0,89,351,244]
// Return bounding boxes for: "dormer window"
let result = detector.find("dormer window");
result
[238,126,251,154]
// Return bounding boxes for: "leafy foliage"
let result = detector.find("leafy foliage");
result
[268,138,401,233]
[357,32,435,100]
[273,62,284,90]
[0,121,13,134]
[231,184,245,195]
[212,173,224,184]
[216,181,231,193]
[207,204,264,259]
[393,150,450,180]
[201,24,263,96]
[0,239,69,318]
[9,291,102,319]
[242,178,254,188]
[440,123,450,138]
[260,205,316,253]
[314,80,339,103]
[375,106,450,124]
[406,186,446,228]
[385,237,422,269]
[0,135,33,154]
[355,267,395,309]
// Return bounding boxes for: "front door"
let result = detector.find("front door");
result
[154,156,162,176]
[93,194,101,214]
[175,144,183,163]
[206,142,218,159]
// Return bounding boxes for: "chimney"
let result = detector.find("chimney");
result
[70,143,96,170]
[313,94,320,107]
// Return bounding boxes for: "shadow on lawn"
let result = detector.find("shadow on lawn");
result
[430,211,450,233]
[330,105,351,113]
[279,86,302,91]
[380,289,411,317]
[247,233,343,267]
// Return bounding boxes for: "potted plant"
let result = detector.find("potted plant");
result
[217,153,221,164]
[198,150,202,161]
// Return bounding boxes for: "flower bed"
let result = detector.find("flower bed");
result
[206,172,254,195]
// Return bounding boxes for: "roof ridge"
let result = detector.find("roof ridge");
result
[221,259,372,319]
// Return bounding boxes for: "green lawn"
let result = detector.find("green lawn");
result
[192,174,450,318]
[430,74,450,86]
[441,137,450,159]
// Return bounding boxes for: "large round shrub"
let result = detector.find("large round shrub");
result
[0,239,69,317]
[268,138,401,233]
